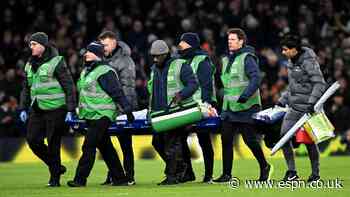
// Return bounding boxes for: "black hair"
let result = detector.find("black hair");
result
[280,34,302,50]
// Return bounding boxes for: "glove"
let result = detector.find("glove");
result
[126,112,135,123]
[65,112,74,122]
[237,96,248,104]
[173,92,182,104]
[19,110,28,123]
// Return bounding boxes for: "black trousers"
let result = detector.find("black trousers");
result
[221,121,268,176]
[152,128,184,178]
[182,129,214,177]
[26,108,66,178]
[73,117,126,184]
[106,133,134,180]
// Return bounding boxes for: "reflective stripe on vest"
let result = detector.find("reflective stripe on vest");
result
[79,103,116,110]
[147,58,192,108]
[78,64,118,121]
[25,56,66,110]
[220,53,261,112]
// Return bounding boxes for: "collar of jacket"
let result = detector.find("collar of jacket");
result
[29,45,59,70]
[85,60,106,72]
[229,45,255,56]
[106,41,132,60]
[181,47,207,60]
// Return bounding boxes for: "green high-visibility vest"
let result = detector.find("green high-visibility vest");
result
[78,64,118,121]
[220,52,261,112]
[25,56,66,110]
[147,58,192,108]
[187,54,217,102]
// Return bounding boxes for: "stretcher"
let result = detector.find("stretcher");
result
[66,117,222,135]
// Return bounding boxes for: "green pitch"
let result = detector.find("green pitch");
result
[0,157,349,197]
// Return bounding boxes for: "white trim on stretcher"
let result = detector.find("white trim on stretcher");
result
[152,107,200,123]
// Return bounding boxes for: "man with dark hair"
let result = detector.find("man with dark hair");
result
[213,28,272,183]
[148,40,198,185]
[177,32,216,183]
[277,34,327,182]
[98,31,137,185]
[226,28,247,46]
[67,41,135,187]
[19,32,77,187]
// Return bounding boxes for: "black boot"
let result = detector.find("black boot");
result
[47,165,66,187]
[179,171,195,183]
[259,164,273,181]
[111,180,129,186]
[157,176,179,185]
[67,180,86,187]
[47,177,60,187]
[307,174,320,183]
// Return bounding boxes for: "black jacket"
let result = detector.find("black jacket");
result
[20,45,77,112]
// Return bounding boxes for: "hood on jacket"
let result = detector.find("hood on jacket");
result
[296,47,317,64]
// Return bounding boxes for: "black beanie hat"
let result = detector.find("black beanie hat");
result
[180,32,200,48]
[29,32,49,47]
[86,41,104,58]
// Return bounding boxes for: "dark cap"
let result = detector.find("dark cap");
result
[29,32,49,47]
[180,32,200,48]
[86,41,104,58]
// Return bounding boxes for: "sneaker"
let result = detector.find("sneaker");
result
[157,177,179,185]
[213,174,232,183]
[67,180,86,187]
[259,164,273,181]
[202,176,213,184]
[282,170,299,181]
[127,178,136,186]
[307,174,320,183]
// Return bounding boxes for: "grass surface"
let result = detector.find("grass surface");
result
[0,157,349,197]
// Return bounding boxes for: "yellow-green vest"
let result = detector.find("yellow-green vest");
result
[221,53,261,112]
[78,64,118,121]
[24,56,66,110]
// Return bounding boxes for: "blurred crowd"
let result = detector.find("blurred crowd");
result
[0,0,350,148]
